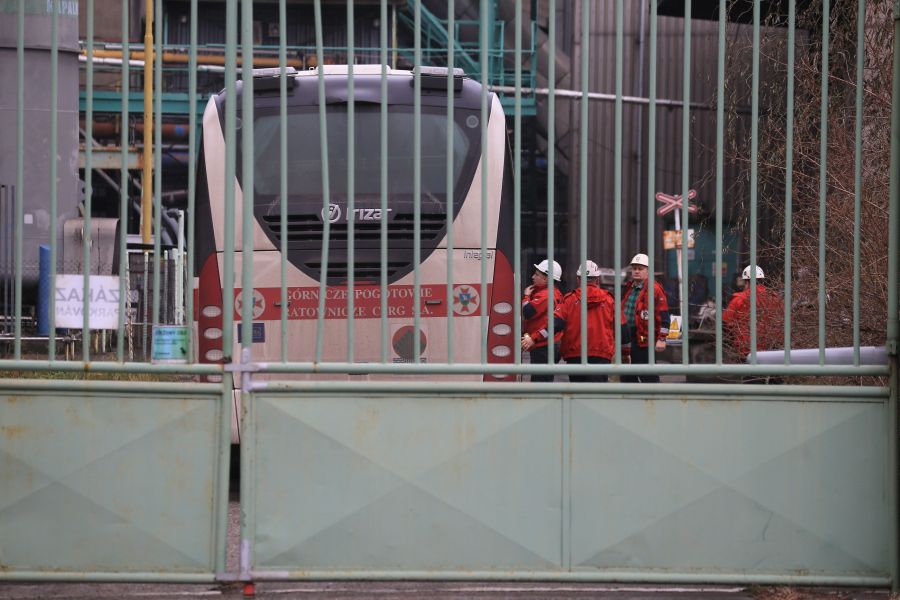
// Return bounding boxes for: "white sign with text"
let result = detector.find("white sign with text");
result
[55,275,121,329]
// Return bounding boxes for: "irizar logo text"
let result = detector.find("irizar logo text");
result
[320,204,393,223]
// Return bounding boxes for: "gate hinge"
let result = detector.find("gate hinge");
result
[888,340,899,356]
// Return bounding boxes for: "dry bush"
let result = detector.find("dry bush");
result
[723,0,892,355]
[749,585,892,599]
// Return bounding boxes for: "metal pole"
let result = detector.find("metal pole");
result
[379,0,388,363]
[14,0,24,359]
[84,0,95,361]
[714,0,725,364]
[117,0,131,362]
[645,0,658,367]
[749,0,760,363]
[818,0,831,364]
[446,0,457,363]
[546,0,557,366]
[680,0,691,365]
[784,0,795,364]
[313,0,331,363]
[886,1,900,591]
[142,0,154,244]
[346,0,355,364]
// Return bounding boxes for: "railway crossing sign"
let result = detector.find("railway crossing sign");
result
[655,190,699,216]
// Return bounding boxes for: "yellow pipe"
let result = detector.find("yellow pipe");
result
[89,48,303,69]
[141,1,153,244]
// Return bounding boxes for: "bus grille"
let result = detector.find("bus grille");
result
[262,212,446,245]
[302,261,408,283]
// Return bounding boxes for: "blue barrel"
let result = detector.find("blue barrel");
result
[36,244,50,336]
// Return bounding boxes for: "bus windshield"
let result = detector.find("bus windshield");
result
[250,105,477,201]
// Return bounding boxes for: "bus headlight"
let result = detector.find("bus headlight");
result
[491,345,511,358]
[492,302,512,314]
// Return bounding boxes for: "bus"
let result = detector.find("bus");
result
[194,65,516,437]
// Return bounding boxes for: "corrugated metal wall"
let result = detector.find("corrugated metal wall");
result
[565,2,787,282]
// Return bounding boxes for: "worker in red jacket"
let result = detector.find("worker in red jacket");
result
[723,265,785,360]
[521,259,563,382]
[553,260,628,382]
[621,253,669,383]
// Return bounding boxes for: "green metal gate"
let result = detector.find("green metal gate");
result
[1,0,898,590]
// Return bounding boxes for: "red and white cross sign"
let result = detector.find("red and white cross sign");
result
[655,190,699,216]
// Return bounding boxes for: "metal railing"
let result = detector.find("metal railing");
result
[1,0,896,376]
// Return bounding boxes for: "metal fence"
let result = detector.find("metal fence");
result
[0,0,898,589]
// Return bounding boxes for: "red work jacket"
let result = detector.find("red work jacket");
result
[622,280,670,348]
[722,285,784,358]
[522,283,563,349]
[553,284,618,360]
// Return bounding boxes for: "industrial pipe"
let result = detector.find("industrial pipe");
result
[81,119,190,142]
[87,48,303,69]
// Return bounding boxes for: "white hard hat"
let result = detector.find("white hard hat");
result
[576,260,601,278]
[534,259,562,282]
[742,265,765,280]
[629,253,649,267]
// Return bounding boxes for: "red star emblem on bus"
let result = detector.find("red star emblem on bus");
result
[452,285,480,316]
[234,289,266,319]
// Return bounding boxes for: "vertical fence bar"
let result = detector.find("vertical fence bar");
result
[749,0,760,363]
[214,367,231,576]
[579,0,589,366]
[614,0,624,364]
[141,0,152,247]
[186,0,197,362]
[818,0,830,364]
[238,5,255,570]
[83,0,95,361]
[513,0,521,367]
[413,0,422,362]
[240,0,254,359]
[852,0,865,365]
[14,0,24,359]
[152,0,163,330]
[346,0,355,363]
[117,0,130,362]
[680,0,691,365]
[48,0,58,358]
[643,0,657,368]
[313,0,331,363]
[278,0,288,363]
[221,0,237,360]
[479,0,489,366]
[2,185,7,340]
[379,0,388,363]
[714,0,725,364]
[447,0,456,363]
[888,2,900,591]
[546,0,556,367]
[890,0,900,354]
[784,0,795,364]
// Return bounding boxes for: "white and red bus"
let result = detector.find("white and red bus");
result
[194,65,516,434]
